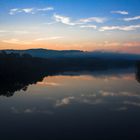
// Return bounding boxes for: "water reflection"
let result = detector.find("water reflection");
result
[1,65,140,113]
[0,66,140,139]
[136,62,140,83]
[0,64,139,97]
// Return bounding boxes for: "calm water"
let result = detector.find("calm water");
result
[0,68,140,140]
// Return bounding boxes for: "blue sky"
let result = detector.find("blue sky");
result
[0,0,140,53]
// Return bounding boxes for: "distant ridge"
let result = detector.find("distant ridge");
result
[1,48,140,60]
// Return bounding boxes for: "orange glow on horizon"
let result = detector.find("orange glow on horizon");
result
[0,41,140,54]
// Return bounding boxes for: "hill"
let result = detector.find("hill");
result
[2,48,140,60]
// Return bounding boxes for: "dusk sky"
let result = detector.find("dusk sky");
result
[0,0,140,53]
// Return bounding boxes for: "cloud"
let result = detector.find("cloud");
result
[2,38,32,45]
[11,107,53,115]
[42,22,57,25]
[123,16,140,21]
[99,90,140,98]
[37,81,61,86]
[22,8,34,14]
[53,14,106,26]
[9,8,20,15]
[81,41,140,52]
[82,98,103,105]
[79,17,106,23]
[101,41,120,47]
[111,10,128,15]
[124,101,140,107]
[37,7,54,11]
[56,96,75,107]
[9,8,34,15]
[53,14,76,25]
[99,24,140,31]
[122,42,140,47]
[55,95,104,107]
[80,25,97,29]
[9,7,54,15]
[35,36,64,41]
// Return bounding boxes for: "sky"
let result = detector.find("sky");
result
[0,0,140,53]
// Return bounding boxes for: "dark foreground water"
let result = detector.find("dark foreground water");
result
[0,68,140,140]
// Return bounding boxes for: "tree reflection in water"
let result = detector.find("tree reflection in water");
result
[0,65,139,97]
[136,61,140,83]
